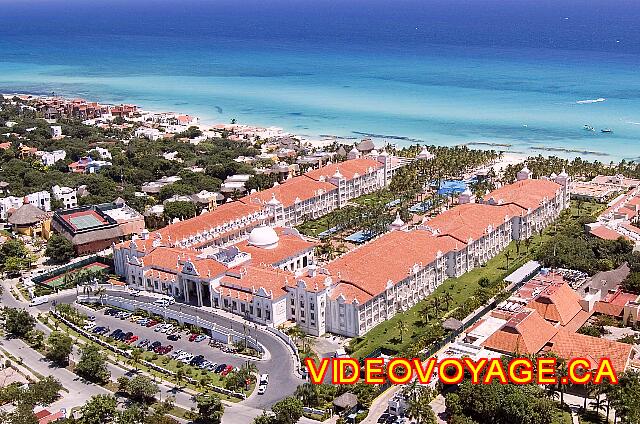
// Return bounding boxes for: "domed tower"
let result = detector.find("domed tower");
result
[516,165,532,181]
[247,225,280,249]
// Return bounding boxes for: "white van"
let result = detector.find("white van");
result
[29,296,49,307]
[259,374,269,385]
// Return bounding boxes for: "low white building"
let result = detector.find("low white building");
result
[51,185,78,209]
[38,150,66,167]
[50,125,63,138]
[0,191,51,220]
[89,146,112,160]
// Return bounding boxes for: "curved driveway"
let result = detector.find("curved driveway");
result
[50,289,304,409]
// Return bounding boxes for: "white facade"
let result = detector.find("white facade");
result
[51,185,78,210]
[50,125,62,138]
[39,150,66,167]
[89,147,112,160]
[0,191,51,220]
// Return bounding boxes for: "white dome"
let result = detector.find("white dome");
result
[248,225,280,249]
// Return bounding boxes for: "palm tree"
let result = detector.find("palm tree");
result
[442,292,453,311]
[175,368,185,389]
[129,348,143,371]
[398,318,407,343]
[504,249,512,270]
[94,286,107,306]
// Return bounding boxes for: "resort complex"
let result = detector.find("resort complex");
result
[112,163,571,337]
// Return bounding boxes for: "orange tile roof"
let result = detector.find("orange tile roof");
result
[425,203,521,243]
[142,246,226,278]
[606,291,639,307]
[482,309,558,355]
[484,179,562,210]
[304,158,382,182]
[561,309,593,333]
[142,246,190,271]
[240,175,336,209]
[589,225,630,241]
[327,229,458,303]
[235,229,317,266]
[329,282,372,304]
[593,301,624,317]
[157,201,261,243]
[219,265,292,299]
[526,282,582,326]
[550,329,632,373]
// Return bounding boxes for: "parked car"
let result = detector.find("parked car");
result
[194,335,207,343]
[148,341,162,351]
[180,354,195,364]
[86,315,96,322]
[167,334,181,341]
[137,318,149,326]
[130,289,142,297]
[120,331,133,341]
[166,327,178,335]
[207,363,217,372]
[130,315,142,323]
[146,320,159,327]
[125,335,139,344]
[259,374,269,385]
[220,365,234,376]
[154,299,170,307]
[214,364,227,373]
[109,329,123,338]
[188,333,199,342]
[137,339,150,348]
[161,324,173,333]
[154,323,167,332]
[257,385,266,395]
[83,322,96,331]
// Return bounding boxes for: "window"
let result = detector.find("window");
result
[310,303,315,311]
[214,298,219,307]
[257,309,262,318]
[301,310,305,318]
[266,310,271,320]
[241,304,245,312]
[232,301,237,310]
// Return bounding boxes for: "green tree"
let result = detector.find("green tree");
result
[45,234,75,264]
[23,376,63,407]
[192,393,224,424]
[271,396,303,424]
[252,412,275,424]
[2,307,36,338]
[45,331,73,365]
[126,375,159,404]
[163,200,196,221]
[76,344,110,384]
[78,394,118,424]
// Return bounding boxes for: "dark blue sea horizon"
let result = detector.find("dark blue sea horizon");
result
[1,0,640,160]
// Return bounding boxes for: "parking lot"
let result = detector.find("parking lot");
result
[79,305,249,372]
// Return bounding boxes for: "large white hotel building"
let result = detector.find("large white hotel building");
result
[113,155,570,337]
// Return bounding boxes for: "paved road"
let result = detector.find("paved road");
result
[49,289,304,409]
[2,279,314,422]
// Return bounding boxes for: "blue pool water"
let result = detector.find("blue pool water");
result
[1,0,640,160]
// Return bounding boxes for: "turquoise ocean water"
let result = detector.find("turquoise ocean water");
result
[1,0,640,160]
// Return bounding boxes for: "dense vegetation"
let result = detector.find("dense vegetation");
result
[0,96,259,215]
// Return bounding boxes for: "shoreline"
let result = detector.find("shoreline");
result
[1,91,616,160]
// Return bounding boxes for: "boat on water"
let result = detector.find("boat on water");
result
[583,124,595,132]
[601,128,613,133]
